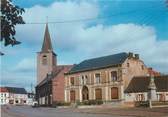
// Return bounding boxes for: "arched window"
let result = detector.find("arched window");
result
[42,55,47,65]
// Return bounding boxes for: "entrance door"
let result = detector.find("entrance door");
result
[82,86,89,101]
[111,87,119,99]
[70,90,75,102]
[95,88,102,100]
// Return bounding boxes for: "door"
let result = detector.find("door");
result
[82,86,89,101]
[70,90,75,102]
[95,88,102,100]
[111,87,119,99]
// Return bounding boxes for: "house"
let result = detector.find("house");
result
[64,52,149,103]
[5,87,28,105]
[35,24,73,106]
[0,87,28,105]
[0,87,9,105]
[124,75,168,104]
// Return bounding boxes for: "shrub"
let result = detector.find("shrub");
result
[77,100,103,106]
[135,101,149,107]
[52,101,71,107]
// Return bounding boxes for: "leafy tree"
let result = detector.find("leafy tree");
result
[1,0,25,46]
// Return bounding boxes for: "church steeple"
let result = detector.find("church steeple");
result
[37,23,57,84]
[41,23,53,52]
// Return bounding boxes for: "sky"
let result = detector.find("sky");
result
[1,0,168,92]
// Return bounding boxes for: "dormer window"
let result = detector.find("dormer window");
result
[42,55,47,65]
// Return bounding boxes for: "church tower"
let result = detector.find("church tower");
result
[37,24,57,84]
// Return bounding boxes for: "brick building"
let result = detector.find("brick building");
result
[35,24,73,106]
[64,52,149,103]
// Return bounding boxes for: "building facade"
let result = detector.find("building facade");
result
[36,24,73,106]
[0,87,9,105]
[64,52,148,103]
[125,75,168,103]
[0,87,28,105]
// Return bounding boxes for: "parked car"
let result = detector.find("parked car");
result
[32,101,38,107]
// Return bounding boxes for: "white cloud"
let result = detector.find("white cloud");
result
[2,0,168,91]
[13,58,36,72]
[15,0,168,75]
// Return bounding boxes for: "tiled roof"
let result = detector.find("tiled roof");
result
[125,75,168,93]
[148,67,161,76]
[0,87,8,92]
[37,65,73,87]
[68,52,128,74]
[5,87,27,94]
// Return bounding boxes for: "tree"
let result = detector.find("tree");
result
[1,0,25,46]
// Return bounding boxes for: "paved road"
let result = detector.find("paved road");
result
[1,105,129,117]
[2,105,168,117]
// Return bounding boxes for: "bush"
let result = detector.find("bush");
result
[77,100,103,106]
[135,101,149,107]
[52,101,71,107]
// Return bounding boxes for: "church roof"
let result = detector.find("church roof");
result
[37,65,73,87]
[41,24,53,53]
[68,52,128,74]
[124,75,168,93]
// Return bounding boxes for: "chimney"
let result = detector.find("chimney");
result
[128,52,133,58]
[135,54,139,59]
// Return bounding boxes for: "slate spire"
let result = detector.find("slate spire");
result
[41,23,53,52]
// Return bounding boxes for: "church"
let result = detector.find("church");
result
[35,24,73,106]
[36,24,168,107]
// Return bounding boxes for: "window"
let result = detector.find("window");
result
[81,76,85,85]
[111,71,118,81]
[85,75,88,84]
[127,63,130,67]
[15,100,18,103]
[95,73,101,84]
[42,55,47,65]
[70,77,75,85]
[141,65,144,70]
[136,94,144,101]
[157,94,165,101]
